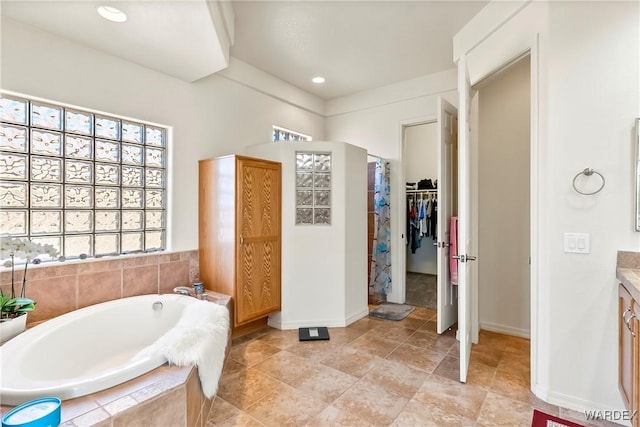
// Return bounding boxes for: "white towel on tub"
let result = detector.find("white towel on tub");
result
[138,299,230,398]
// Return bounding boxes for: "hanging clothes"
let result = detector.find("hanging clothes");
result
[409,199,421,253]
[449,216,458,285]
[430,198,438,239]
[419,198,427,236]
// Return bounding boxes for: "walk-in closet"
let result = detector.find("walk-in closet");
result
[404,122,438,309]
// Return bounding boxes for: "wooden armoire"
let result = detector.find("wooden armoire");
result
[198,155,282,332]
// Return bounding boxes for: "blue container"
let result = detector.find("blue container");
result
[1,397,61,427]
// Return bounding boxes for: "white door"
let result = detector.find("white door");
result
[436,97,458,334]
[457,56,476,383]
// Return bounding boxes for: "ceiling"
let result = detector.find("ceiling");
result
[1,0,487,100]
[231,1,486,99]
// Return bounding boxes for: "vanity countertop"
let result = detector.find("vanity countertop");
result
[617,251,640,302]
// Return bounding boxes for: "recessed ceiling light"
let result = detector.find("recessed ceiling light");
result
[97,5,127,23]
[312,76,325,84]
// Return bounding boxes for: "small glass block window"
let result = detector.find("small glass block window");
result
[1,124,28,152]
[272,125,312,142]
[295,151,331,225]
[0,97,28,125]
[0,92,168,260]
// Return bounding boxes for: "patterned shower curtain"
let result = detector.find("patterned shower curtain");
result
[369,158,392,295]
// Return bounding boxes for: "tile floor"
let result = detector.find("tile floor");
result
[207,308,619,427]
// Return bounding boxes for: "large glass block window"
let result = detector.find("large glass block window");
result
[272,125,312,142]
[295,152,331,225]
[0,93,167,260]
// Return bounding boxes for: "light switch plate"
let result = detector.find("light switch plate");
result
[564,233,590,254]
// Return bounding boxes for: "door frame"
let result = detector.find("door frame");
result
[458,36,540,393]
[388,115,437,305]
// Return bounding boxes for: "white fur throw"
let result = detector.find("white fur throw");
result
[140,299,230,398]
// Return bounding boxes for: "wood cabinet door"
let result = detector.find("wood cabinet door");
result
[235,157,282,326]
[620,285,635,412]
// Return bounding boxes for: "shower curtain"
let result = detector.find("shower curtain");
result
[369,158,392,296]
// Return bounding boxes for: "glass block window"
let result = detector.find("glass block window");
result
[272,125,312,142]
[0,93,167,260]
[295,151,331,225]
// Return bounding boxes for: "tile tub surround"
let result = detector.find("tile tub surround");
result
[0,365,208,427]
[0,250,200,324]
[617,250,640,302]
[0,291,232,427]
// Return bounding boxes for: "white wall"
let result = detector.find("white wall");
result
[477,56,530,338]
[405,122,438,275]
[0,17,325,251]
[326,70,458,304]
[245,141,368,328]
[456,0,640,414]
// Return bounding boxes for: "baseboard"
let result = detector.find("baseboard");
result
[480,321,530,338]
[345,307,369,326]
[267,308,369,330]
[543,389,631,427]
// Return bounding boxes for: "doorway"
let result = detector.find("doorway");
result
[475,55,531,340]
[404,122,438,310]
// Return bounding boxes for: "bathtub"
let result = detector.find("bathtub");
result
[0,294,200,406]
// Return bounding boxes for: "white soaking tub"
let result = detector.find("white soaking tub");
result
[0,294,199,406]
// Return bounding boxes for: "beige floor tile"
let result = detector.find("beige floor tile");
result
[503,335,530,355]
[252,350,317,385]
[406,329,438,348]
[367,324,418,343]
[209,316,584,427]
[206,397,241,425]
[287,339,346,362]
[413,374,488,421]
[222,359,246,376]
[409,329,457,353]
[348,333,401,358]
[386,343,448,373]
[432,355,460,382]
[470,343,505,367]
[489,367,536,404]
[466,360,498,390]
[208,412,265,427]
[327,327,369,345]
[360,358,429,399]
[478,329,512,347]
[530,398,561,418]
[391,399,451,427]
[245,383,328,426]
[449,340,460,356]
[255,329,300,350]
[476,392,534,426]
[496,350,530,374]
[288,364,359,403]
[217,368,287,410]
[419,319,438,334]
[227,340,281,367]
[307,405,374,427]
[395,316,428,331]
[407,307,437,321]
[319,346,384,378]
[347,316,387,333]
[332,379,409,425]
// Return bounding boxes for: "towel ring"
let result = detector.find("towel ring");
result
[572,168,605,195]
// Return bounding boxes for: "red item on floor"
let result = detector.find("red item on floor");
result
[531,409,584,427]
